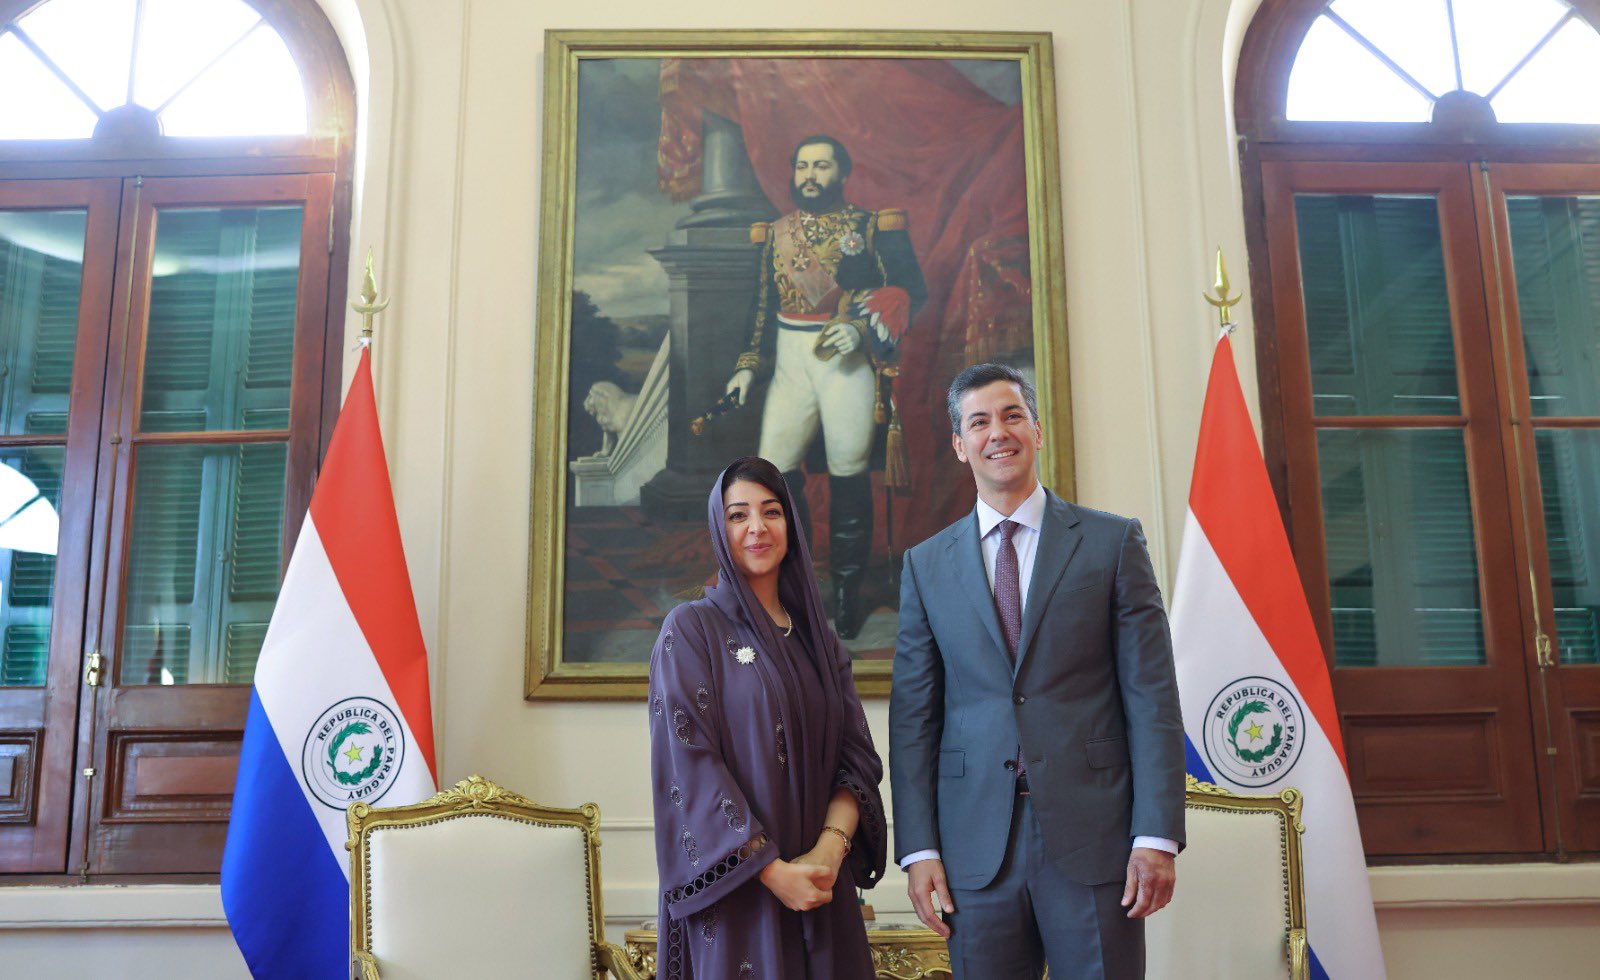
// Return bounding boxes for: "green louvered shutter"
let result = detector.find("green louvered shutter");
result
[1511,196,1600,668]
[1297,193,1485,667]
[121,206,298,686]
[0,211,83,688]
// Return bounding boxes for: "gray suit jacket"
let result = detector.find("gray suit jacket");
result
[889,490,1186,889]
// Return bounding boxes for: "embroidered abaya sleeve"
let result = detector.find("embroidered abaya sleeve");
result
[828,641,888,888]
[649,604,779,921]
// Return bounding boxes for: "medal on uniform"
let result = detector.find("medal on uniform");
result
[788,218,815,271]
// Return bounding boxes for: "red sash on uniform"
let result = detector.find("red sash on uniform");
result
[770,211,843,313]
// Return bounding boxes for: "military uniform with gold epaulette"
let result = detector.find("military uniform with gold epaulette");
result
[733,202,926,639]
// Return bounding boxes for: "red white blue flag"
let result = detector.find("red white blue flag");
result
[222,348,438,977]
[1172,332,1385,980]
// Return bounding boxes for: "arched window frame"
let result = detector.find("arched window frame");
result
[1237,0,1600,147]
[1236,0,1600,861]
[0,0,357,878]
[0,0,357,448]
[0,0,355,156]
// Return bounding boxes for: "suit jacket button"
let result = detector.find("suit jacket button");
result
[1003,759,1016,771]
[1013,694,1026,705]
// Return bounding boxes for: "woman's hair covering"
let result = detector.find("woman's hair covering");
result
[705,457,886,885]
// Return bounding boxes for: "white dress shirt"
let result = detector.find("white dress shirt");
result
[976,480,1048,606]
[900,481,1177,868]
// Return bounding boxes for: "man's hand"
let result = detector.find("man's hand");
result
[819,320,862,356]
[905,858,954,938]
[1121,847,1176,918]
[725,368,755,406]
[759,858,835,912]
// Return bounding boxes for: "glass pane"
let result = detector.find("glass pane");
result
[1536,431,1600,666]
[13,0,135,113]
[131,0,261,110]
[1329,0,1455,98]
[1452,0,1569,95]
[0,32,98,139]
[139,206,301,434]
[158,26,306,137]
[1491,19,1600,124]
[0,210,85,436]
[1507,196,1600,418]
[1287,16,1433,123]
[0,447,63,687]
[1295,194,1461,417]
[1319,429,1487,667]
[120,442,285,685]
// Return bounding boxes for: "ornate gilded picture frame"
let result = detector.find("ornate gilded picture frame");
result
[528,30,1071,700]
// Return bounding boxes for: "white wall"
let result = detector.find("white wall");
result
[1,0,1595,976]
[413,0,1261,930]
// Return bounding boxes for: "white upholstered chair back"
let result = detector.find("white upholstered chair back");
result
[348,775,640,980]
[1147,778,1309,980]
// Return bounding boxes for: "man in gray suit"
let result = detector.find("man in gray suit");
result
[889,363,1186,978]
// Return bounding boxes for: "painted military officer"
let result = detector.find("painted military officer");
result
[724,134,927,639]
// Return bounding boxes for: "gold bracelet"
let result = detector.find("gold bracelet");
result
[822,825,852,854]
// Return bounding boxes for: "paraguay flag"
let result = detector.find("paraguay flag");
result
[1171,332,1385,980]
[222,347,438,978]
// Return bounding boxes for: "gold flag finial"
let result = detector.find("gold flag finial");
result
[350,248,390,347]
[1202,246,1242,331]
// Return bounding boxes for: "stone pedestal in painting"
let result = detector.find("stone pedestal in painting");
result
[639,113,775,522]
[641,229,764,521]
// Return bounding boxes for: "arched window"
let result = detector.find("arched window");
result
[1238,0,1600,860]
[0,0,354,876]
[0,0,308,139]
[1286,0,1600,124]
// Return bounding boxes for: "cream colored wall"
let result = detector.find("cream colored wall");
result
[364,0,1600,975]
[414,0,1258,928]
[1,0,1596,976]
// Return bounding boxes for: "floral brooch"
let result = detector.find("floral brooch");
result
[733,645,757,666]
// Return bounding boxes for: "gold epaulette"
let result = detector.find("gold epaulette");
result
[875,208,908,232]
[750,222,771,244]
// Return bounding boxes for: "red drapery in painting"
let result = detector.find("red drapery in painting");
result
[659,57,1034,544]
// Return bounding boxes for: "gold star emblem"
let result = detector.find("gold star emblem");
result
[343,742,364,764]
[1245,721,1265,742]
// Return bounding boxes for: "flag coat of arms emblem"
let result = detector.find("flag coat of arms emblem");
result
[222,348,437,978]
[1172,333,1385,980]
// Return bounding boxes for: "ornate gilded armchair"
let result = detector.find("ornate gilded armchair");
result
[347,775,641,979]
[596,775,1312,980]
[1146,776,1310,980]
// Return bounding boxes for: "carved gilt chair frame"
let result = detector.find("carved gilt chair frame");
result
[346,774,641,980]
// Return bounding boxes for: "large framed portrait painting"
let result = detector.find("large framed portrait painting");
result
[528,30,1071,699]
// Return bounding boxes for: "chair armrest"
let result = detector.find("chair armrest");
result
[597,940,645,980]
[352,949,381,980]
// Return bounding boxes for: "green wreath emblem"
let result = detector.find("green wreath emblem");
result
[328,721,384,787]
[1227,700,1284,764]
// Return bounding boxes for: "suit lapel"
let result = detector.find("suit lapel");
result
[1014,491,1083,676]
[949,514,1010,665]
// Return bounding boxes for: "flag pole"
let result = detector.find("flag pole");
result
[1202,246,1241,334]
[1175,245,1388,980]
[224,245,437,979]
[351,247,390,349]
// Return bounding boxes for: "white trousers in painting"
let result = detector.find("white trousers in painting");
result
[757,324,876,477]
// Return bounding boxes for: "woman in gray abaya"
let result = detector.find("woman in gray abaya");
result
[648,456,886,979]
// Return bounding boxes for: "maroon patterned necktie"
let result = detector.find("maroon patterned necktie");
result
[994,519,1022,665]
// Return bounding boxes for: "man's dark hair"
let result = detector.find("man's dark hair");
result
[946,363,1040,434]
[790,134,853,178]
